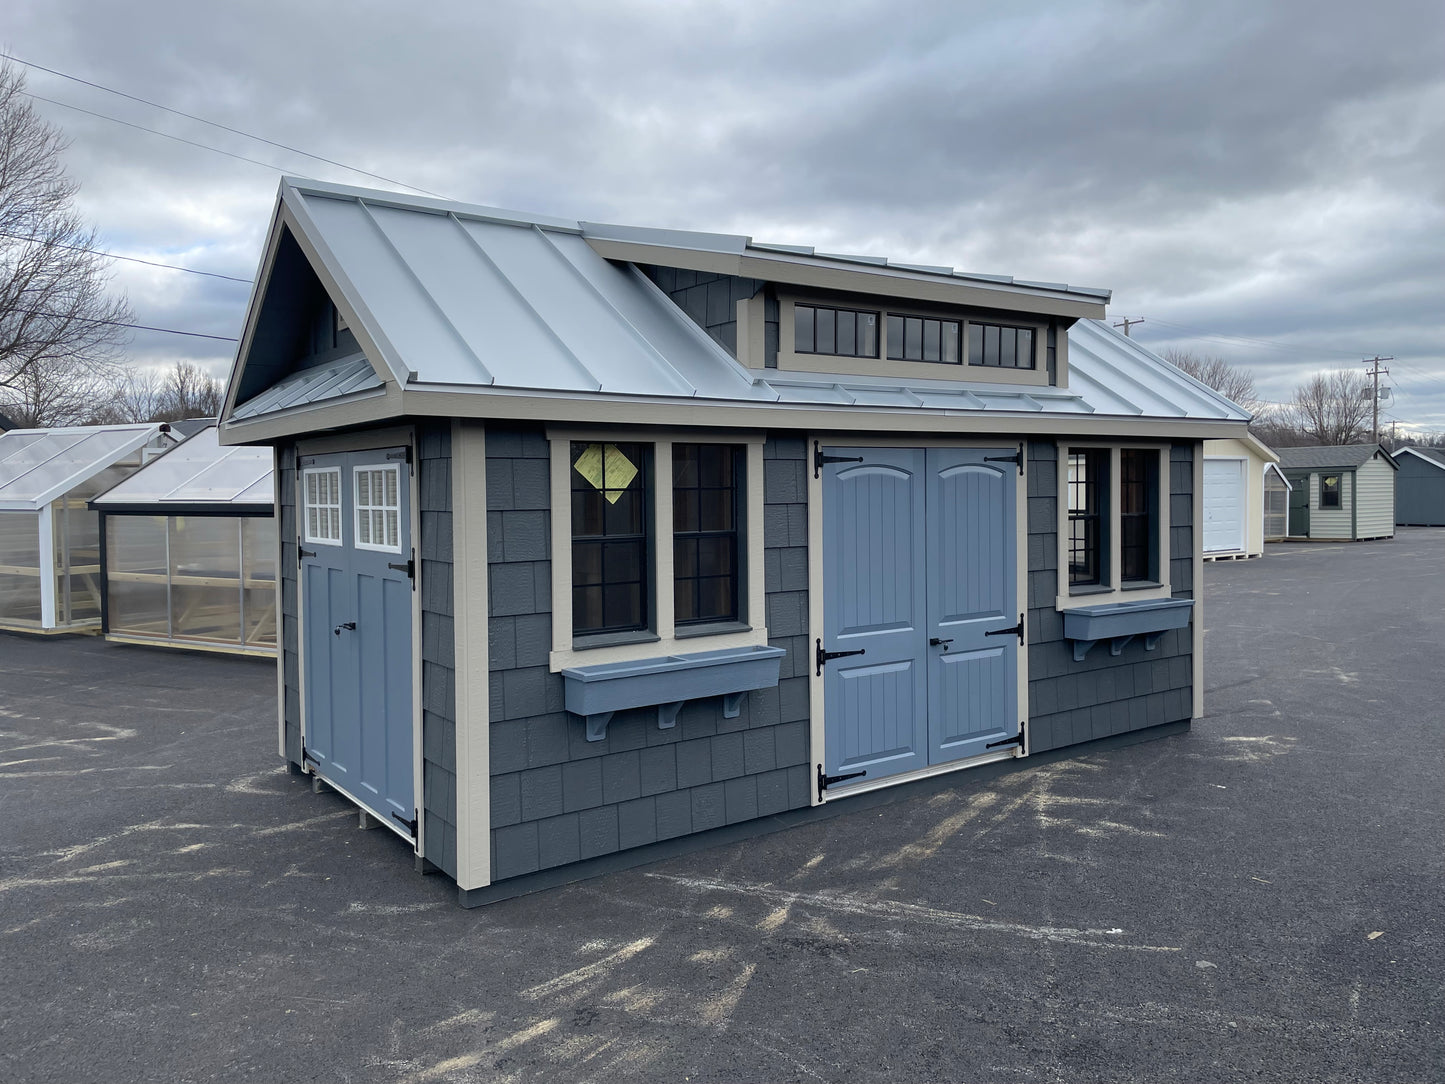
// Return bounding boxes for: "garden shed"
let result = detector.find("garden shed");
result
[1277,444,1396,541]
[90,423,277,655]
[1391,446,1445,526]
[219,178,1250,905]
[1202,433,1284,558]
[0,424,172,633]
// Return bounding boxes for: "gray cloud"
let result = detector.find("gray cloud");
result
[8,0,1444,429]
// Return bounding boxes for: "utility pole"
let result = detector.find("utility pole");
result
[1363,356,1393,444]
[1113,317,1145,337]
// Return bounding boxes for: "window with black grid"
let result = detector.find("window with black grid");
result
[1119,449,1157,582]
[886,314,963,364]
[1068,449,1107,586]
[794,304,879,357]
[968,322,1036,369]
[673,444,742,626]
[571,442,649,636]
[1320,474,1341,508]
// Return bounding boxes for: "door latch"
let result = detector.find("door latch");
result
[929,637,954,648]
[333,621,356,636]
[815,638,865,676]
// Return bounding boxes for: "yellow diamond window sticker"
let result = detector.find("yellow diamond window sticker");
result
[573,443,639,504]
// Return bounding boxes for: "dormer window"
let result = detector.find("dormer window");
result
[794,305,879,358]
[886,315,962,364]
[969,323,1035,369]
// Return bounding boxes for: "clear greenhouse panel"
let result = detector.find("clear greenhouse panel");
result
[91,426,274,507]
[0,427,161,509]
[0,512,43,628]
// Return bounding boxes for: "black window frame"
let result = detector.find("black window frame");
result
[793,304,879,358]
[672,443,744,628]
[1068,449,1108,587]
[570,441,652,637]
[1119,449,1160,584]
[1320,474,1342,509]
[885,314,963,365]
[968,322,1037,370]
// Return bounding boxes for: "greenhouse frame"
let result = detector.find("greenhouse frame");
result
[0,424,173,633]
[91,423,277,655]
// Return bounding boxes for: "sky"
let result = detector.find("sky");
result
[6,0,1444,432]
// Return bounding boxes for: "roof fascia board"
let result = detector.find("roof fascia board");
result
[584,238,1107,320]
[220,192,286,425]
[218,383,397,446]
[391,385,1247,441]
[1393,446,1445,472]
[1239,430,1279,462]
[90,501,273,516]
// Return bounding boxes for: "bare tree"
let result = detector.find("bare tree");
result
[153,360,222,421]
[1162,349,1263,416]
[84,366,166,424]
[1,353,115,427]
[0,59,131,425]
[1285,370,1373,446]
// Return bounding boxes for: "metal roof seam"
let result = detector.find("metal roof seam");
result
[1068,337,1190,417]
[448,214,601,391]
[529,227,699,398]
[355,200,497,386]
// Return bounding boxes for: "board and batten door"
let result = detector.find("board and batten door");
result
[1288,478,1310,537]
[1203,459,1246,553]
[300,448,415,835]
[926,448,1019,763]
[821,445,1019,792]
[820,448,929,783]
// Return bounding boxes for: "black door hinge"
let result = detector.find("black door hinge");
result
[984,613,1025,645]
[301,744,318,768]
[816,637,866,676]
[818,763,867,799]
[387,552,415,585]
[391,809,418,839]
[985,443,1025,475]
[385,446,413,466]
[814,441,864,478]
[298,544,316,565]
[987,720,1027,751]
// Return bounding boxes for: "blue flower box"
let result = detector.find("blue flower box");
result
[562,644,787,741]
[1062,598,1194,662]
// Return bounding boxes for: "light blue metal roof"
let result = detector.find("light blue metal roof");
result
[224,179,1248,430]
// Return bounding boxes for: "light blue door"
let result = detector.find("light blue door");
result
[300,448,415,835]
[821,449,930,782]
[821,446,1019,792]
[926,449,1019,763]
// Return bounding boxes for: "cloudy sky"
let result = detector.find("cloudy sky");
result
[7,0,1444,430]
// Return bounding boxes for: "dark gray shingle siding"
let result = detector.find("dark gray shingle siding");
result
[418,422,457,877]
[1025,441,1195,753]
[487,426,810,883]
[640,266,778,367]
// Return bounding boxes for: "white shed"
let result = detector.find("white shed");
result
[0,424,173,632]
[1202,433,1284,558]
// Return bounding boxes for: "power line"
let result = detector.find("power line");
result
[4,51,447,199]
[0,230,252,283]
[8,307,238,342]
[1139,317,1367,361]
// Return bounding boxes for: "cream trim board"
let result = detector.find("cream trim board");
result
[1192,447,1204,720]
[547,426,769,672]
[451,421,491,890]
[736,295,767,370]
[275,461,287,759]
[1054,441,1173,610]
[777,294,1051,387]
[407,431,424,858]
[805,433,1031,808]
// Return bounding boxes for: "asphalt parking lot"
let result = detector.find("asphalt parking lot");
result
[2,530,1442,1083]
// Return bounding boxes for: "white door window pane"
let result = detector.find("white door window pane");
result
[302,468,343,545]
[354,466,402,553]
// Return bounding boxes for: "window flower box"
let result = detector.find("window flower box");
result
[562,644,787,741]
[1062,597,1194,662]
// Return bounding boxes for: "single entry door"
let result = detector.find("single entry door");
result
[821,446,1019,791]
[1203,459,1246,553]
[1288,478,1310,537]
[300,448,415,836]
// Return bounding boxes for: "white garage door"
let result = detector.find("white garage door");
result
[1203,459,1246,553]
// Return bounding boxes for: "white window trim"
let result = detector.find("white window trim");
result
[548,428,769,672]
[352,463,404,553]
[1055,441,1173,610]
[301,466,344,547]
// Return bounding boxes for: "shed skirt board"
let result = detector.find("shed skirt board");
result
[300,449,416,840]
[820,447,1019,792]
[1203,459,1246,554]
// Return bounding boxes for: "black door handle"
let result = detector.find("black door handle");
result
[334,621,356,636]
[929,637,953,647]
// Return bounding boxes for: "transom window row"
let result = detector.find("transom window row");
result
[795,303,1037,370]
[570,441,743,637]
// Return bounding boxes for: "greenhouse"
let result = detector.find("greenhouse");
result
[0,424,173,633]
[92,423,276,655]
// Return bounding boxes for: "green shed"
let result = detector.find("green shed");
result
[1277,444,1396,541]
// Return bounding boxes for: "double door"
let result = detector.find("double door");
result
[821,446,1020,790]
[300,447,415,836]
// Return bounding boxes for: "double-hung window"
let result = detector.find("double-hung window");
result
[1320,474,1341,509]
[553,433,767,669]
[1058,444,1171,606]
